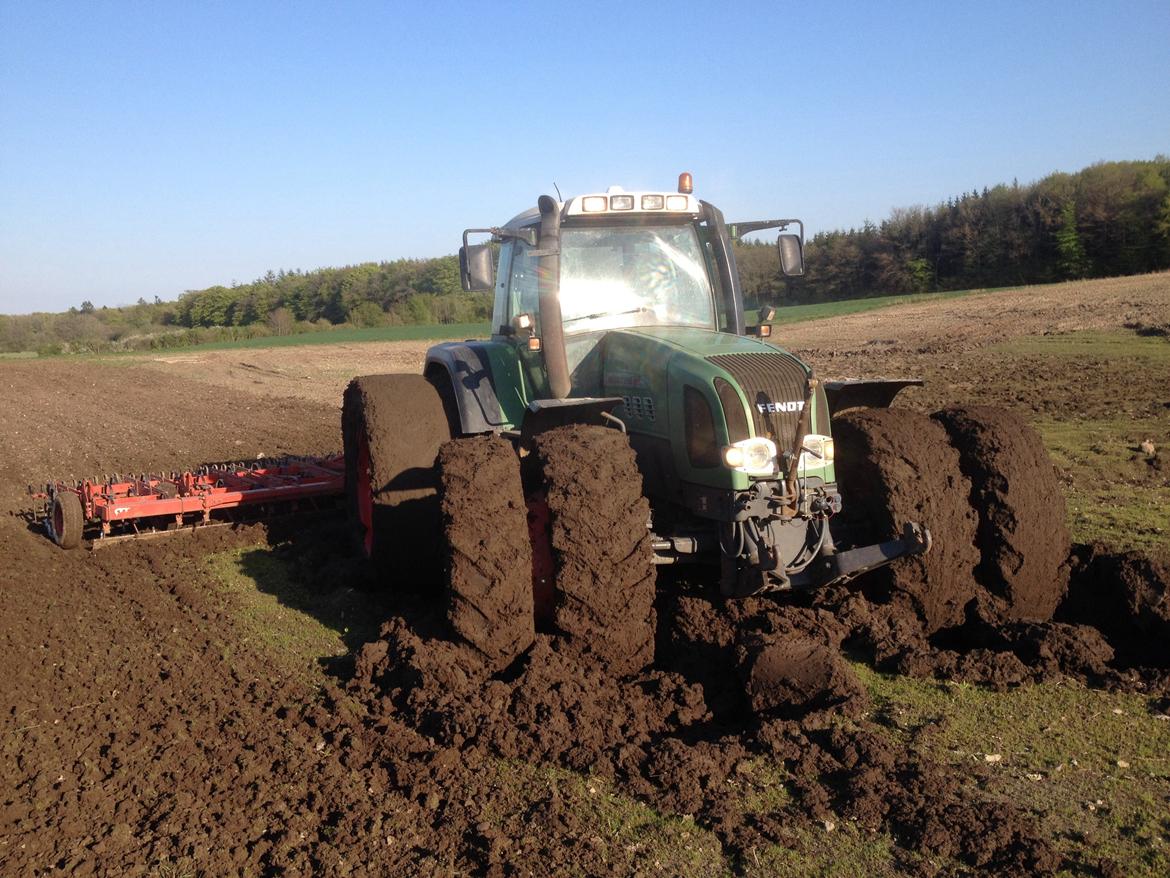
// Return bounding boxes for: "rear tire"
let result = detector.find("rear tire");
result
[439,434,535,671]
[48,492,84,549]
[832,408,980,633]
[342,374,455,579]
[933,405,1070,621]
[532,425,656,675]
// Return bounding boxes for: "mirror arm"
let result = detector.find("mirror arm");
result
[462,226,537,249]
[727,219,804,245]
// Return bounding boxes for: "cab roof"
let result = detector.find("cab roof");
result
[502,186,702,231]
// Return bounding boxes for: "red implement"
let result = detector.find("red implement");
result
[32,455,345,548]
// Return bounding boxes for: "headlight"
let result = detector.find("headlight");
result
[798,434,834,470]
[722,437,778,476]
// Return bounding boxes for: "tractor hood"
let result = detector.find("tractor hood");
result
[571,324,817,452]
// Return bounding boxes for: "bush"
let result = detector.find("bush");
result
[348,301,386,328]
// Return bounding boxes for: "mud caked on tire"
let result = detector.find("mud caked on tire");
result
[832,408,981,633]
[438,435,535,671]
[532,425,657,676]
[933,405,1070,621]
[342,373,455,580]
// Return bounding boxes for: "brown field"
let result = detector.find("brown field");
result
[1,272,1168,876]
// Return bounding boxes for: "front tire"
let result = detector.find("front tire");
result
[933,405,1070,621]
[832,407,981,633]
[439,434,535,671]
[532,425,657,675]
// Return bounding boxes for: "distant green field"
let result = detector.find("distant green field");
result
[5,286,1019,359]
[757,287,997,326]
[124,321,491,354]
[175,289,1000,352]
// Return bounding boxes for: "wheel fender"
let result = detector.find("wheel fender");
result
[824,378,924,417]
[425,342,508,434]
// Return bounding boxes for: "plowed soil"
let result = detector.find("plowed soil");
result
[3,272,1169,876]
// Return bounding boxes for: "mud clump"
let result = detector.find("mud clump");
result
[760,722,1062,874]
[1062,544,1170,668]
[736,634,865,716]
[347,580,1069,875]
[934,405,1071,622]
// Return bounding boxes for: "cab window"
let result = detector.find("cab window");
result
[507,237,541,326]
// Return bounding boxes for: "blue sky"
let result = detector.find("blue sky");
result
[1,1,1168,313]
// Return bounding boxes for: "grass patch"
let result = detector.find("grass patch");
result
[726,758,915,877]
[481,760,730,876]
[757,287,997,326]
[985,329,1170,552]
[1035,417,1170,552]
[856,663,1170,876]
[994,329,1170,361]
[203,541,384,684]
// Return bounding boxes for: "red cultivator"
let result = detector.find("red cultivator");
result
[31,455,345,549]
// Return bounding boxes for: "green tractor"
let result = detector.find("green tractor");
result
[342,174,1066,674]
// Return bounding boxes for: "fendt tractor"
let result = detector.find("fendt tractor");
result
[340,173,962,674]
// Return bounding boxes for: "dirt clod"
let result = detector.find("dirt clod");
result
[736,634,865,716]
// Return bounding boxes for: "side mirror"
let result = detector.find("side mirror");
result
[778,233,804,277]
[460,244,494,291]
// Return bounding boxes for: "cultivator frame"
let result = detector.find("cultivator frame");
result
[31,455,345,548]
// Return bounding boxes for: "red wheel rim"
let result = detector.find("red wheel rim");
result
[356,431,374,558]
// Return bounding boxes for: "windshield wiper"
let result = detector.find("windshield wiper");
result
[563,306,652,325]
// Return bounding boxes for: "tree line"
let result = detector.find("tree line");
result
[3,157,1168,354]
[738,157,1170,304]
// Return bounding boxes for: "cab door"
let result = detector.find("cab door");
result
[498,235,550,399]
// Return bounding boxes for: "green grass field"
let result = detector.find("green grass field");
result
[991,329,1170,553]
[150,288,996,355]
[6,287,1018,359]
[755,287,997,326]
[136,321,491,354]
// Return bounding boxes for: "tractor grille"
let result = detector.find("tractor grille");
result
[708,352,810,452]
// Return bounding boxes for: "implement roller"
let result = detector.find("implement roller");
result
[31,455,345,549]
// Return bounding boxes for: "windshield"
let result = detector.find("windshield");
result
[558,224,716,334]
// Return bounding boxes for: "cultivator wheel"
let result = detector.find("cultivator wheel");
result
[832,408,981,633]
[933,405,1071,621]
[531,425,657,676]
[48,491,83,549]
[438,434,535,671]
[342,373,456,579]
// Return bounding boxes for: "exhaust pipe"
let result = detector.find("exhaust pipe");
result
[537,194,571,400]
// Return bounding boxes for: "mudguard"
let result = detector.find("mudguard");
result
[823,378,923,416]
[426,341,518,434]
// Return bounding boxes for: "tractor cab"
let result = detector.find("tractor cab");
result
[426,174,927,596]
